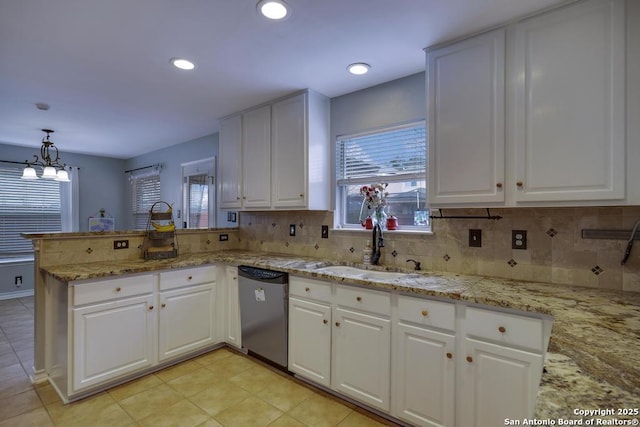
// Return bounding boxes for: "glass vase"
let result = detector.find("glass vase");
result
[373,207,387,230]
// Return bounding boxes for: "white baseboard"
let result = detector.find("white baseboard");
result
[0,289,34,300]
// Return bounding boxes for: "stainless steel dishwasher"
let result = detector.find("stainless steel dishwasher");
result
[238,265,288,369]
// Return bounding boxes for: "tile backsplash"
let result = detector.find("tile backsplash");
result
[238,207,640,293]
[32,207,640,293]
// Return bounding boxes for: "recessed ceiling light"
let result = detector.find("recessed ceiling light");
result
[347,63,371,75]
[170,58,195,71]
[257,0,290,20]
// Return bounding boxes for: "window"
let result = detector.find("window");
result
[336,122,428,230]
[131,170,161,229]
[182,158,215,229]
[0,164,61,256]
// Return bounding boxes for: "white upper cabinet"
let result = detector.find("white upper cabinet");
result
[426,0,627,207]
[272,91,330,210]
[513,0,625,203]
[242,105,272,208]
[427,28,506,206]
[219,90,330,211]
[271,93,306,208]
[219,114,242,209]
[219,106,272,209]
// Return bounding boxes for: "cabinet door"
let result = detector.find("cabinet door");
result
[513,0,625,202]
[393,322,455,427]
[219,114,243,208]
[427,28,505,206]
[224,266,241,348]
[458,337,543,427]
[73,294,155,391]
[272,93,307,208]
[158,283,215,361]
[242,105,272,208]
[288,297,331,387]
[332,306,391,411]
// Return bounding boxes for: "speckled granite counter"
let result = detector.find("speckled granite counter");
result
[42,250,640,421]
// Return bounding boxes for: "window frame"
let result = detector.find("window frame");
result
[0,163,62,257]
[335,121,429,232]
[130,168,161,230]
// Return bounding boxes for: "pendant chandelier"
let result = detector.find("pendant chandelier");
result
[21,129,70,182]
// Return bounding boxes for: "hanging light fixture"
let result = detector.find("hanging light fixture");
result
[22,129,70,182]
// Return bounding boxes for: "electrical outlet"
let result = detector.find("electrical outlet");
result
[289,224,296,236]
[14,276,22,287]
[321,225,329,238]
[512,230,527,250]
[113,239,129,250]
[469,229,482,247]
[219,234,229,241]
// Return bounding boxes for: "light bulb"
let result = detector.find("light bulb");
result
[347,63,371,75]
[258,0,289,20]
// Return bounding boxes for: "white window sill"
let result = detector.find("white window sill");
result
[332,227,434,236]
[0,256,34,265]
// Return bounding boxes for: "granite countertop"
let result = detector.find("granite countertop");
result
[42,249,640,422]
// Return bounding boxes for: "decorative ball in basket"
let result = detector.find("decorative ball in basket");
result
[143,201,178,260]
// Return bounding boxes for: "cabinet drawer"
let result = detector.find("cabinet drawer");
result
[397,295,455,331]
[465,307,544,352]
[159,266,216,290]
[73,275,154,306]
[336,285,390,316]
[290,277,332,302]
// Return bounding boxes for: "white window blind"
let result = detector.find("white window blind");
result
[131,171,161,229]
[0,164,61,255]
[337,124,426,185]
[336,123,429,229]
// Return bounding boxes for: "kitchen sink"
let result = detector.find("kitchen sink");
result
[360,271,408,280]
[315,265,369,276]
[315,265,408,281]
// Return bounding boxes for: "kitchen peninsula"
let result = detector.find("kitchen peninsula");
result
[32,237,640,423]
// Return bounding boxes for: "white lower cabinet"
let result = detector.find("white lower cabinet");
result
[73,293,156,392]
[392,296,456,427]
[457,306,547,427]
[332,306,391,411]
[288,277,332,386]
[49,266,219,402]
[288,278,392,412]
[158,283,215,361]
[457,338,543,427]
[222,265,242,348]
[288,297,331,386]
[287,276,552,427]
[158,267,217,361]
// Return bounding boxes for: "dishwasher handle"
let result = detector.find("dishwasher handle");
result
[238,265,288,284]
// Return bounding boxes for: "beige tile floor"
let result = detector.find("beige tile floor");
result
[0,296,398,426]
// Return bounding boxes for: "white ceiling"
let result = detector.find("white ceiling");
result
[0,0,567,159]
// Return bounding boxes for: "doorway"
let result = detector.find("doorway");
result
[182,158,215,229]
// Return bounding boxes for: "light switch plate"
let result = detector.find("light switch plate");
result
[289,224,296,236]
[469,229,482,247]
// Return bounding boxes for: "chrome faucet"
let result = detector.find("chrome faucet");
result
[371,223,384,265]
